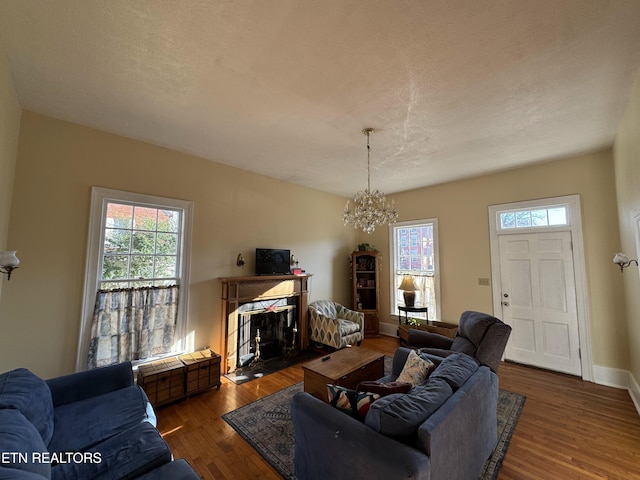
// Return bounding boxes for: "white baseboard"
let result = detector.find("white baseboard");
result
[593,364,630,389]
[629,372,640,416]
[593,364,640,417]
[379,321,398,337]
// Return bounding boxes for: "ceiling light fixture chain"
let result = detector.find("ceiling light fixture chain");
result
[364,127,372,192]
[343,128,399,234]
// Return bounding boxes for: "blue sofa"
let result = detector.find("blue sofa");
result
[0,362,199,480]
[291,348,498,480]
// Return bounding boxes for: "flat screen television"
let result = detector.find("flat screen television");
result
[255,248,291,275]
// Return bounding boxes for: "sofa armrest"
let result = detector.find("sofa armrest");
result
[46,362,134,407]
[291,392,431,480]
[476,322,512,372]
[390,346,412,377]
[407,329,454,349]
[417,367,498,480]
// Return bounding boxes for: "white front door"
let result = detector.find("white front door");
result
[498,231,582,376]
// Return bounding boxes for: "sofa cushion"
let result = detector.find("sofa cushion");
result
[0,369,54,445]
[0,409,51,478]
[429,352,479,390]
[0,467,48,479]
[364,377,452,440]
[458,311,496,346]
[50,422,171,480]
[48,385,148,454]
[338,319,360,336]
[450,336,477,356]
[356,381,412,396]
[396,350,435,387]
[134,459,200,480]
[326,384,380,420]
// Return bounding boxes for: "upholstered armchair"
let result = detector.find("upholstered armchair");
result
[407,310,512,372]
[308,300,364,349]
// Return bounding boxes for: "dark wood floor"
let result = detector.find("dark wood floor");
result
[156,336,640,479]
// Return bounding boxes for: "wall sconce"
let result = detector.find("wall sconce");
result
[613,252,638,272]
[398,275,418,307]
[0,250,20,281]
[236,253,245,268]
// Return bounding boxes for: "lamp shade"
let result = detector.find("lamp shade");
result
[398,275,417,291]
[613,253,629,265]
[0,250,19,267]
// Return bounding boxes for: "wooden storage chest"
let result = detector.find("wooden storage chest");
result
[179,349,221,395]
[137,357,185,407]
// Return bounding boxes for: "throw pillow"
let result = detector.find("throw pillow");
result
[356,381,412,396]
[396,350,435,387]
[326,384,380,420]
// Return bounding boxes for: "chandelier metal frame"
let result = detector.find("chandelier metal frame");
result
[343,128,398,234]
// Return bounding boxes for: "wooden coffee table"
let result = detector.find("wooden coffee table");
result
[302,347,385,402]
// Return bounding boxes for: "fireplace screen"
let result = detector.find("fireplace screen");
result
[237,306,297,368]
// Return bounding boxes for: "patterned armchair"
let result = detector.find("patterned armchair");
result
[308,300,364,349]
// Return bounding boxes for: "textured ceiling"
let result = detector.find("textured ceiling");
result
[1,0,640,197]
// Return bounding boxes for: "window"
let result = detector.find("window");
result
[76,187,193,370]
[389,219,440,321]
[100,203,181,289]
[497,205,569,231]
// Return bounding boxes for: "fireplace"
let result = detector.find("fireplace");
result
[220,274,312,374]
[237,302,297,368]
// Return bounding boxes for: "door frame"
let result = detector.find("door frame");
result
[488,194,593,381]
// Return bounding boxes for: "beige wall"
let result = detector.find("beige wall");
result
[0,39,21,298]
[0,85,631,378]
[613,74,640,384]
[0,112,357,377]
[362,151,627,370]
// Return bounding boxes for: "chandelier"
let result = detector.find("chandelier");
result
[343,128,398,234]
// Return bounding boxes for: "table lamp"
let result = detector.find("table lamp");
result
[398,275,418,307]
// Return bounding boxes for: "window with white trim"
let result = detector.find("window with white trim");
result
[100,202,182,289]
[497,205,569,231]
[77,187,193,370]
[389,219,440,321]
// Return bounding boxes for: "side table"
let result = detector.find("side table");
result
[398,305,429,326]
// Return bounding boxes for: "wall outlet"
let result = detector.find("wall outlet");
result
[478,278,490,286]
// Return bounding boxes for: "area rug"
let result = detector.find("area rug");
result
[223,381,526,480]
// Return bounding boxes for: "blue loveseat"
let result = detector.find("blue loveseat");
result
[0,362,199,480]
[291,347,498,480]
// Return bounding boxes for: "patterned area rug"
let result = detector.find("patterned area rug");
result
[223,378,526,480]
